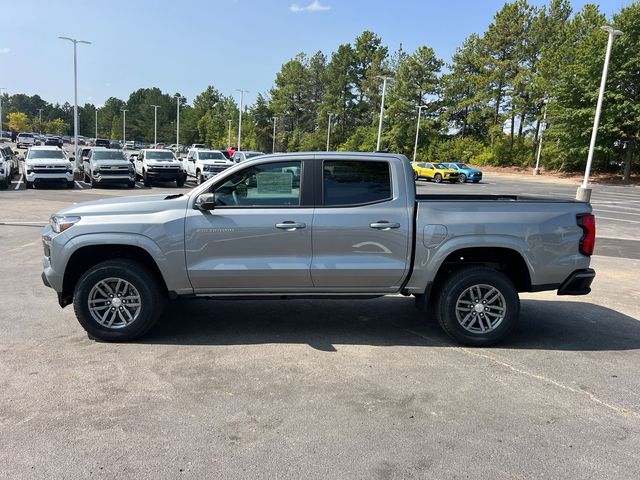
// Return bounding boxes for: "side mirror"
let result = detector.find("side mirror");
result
[69,157,75,162]
[195,193,216,211]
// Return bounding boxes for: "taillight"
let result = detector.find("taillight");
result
[577,214,596,256]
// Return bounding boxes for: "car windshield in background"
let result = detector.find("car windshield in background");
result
[28,150,66,159]
[455,163,469,169]
[435,164,449,169]
[94,151,127,161]
[245,153,263,159]
[199,152,226,160]
[146,151,175,160]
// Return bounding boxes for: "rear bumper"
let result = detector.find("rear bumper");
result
[557,268,595,295]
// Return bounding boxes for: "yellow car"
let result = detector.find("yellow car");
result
[412,162,460,183]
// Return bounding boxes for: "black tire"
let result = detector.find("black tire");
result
[89,173,96,188]
[6,173,11,185]
[176,176,185,188]
[449,179,457,183]
[473,180,480,183]
[25,180,33,189]
[434,173,442,183]
[414,171,418,181]
[458,173,466,183]
[67,180,75,189]
[127,181,135,188]
[84,169,90,183]
[73,260,165,342]
[143,170,151,187]
[435,267,520,346]
[0,178,7,190]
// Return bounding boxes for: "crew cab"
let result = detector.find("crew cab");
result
[41,152,596,346]
[134,148,186,187]
[25,146,74,189]
[16,132,38,149]
[0,144,19,189]
[83,147,136,188]
[185,148,234,184]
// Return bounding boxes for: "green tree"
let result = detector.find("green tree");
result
[7,112,30,132]
[46,118,70,136]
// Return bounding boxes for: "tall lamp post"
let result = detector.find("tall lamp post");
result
[150,105,160,146]
[412,105,428,161]
[272,116,278,153]
[0,87,6,137]
[94,106,101,140]
[326,112,333,151]
[375,75,393,151]
[533,103,548,176]
[37,108,44,135]
[227,119,232,148]
[121,109,128,146]
[577,25,623,202]
[174,94,184,149]
[58,36,91,168]
[235,89,248,151]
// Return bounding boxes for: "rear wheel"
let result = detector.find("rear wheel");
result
[458,173,466,183]
[434,173,442,183]
[0,178,7,190]
[127,181,135,188]
[435,267,519,346]
[143,170,151,187]
[414,171,418,181]
[67,180,75,189]
[73,260,165,342]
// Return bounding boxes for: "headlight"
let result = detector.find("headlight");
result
[66,164,73,172]
[202,165,211,172]
[50,215,81,234]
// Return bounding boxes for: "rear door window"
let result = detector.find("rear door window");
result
[323,160,391,207]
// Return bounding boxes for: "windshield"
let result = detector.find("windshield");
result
[146,151,175,160]
[435,163,449,169]
[94,151,127,161]
[245,152,263,159]
[199,152,226,160]
[28,150,66,159]
[454,163,469,169]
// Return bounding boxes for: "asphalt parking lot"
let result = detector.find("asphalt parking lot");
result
[1,149,639,479]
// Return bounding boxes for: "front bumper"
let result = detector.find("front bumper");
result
[26,172,74,183]
[147,169,185,180]
[557,268,595,295]
[91,173,135,183]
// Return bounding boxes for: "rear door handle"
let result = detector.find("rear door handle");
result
[276,221,306,231]
[370,221,401,230]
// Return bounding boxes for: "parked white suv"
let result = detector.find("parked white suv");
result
[134,149,186,187]
[185,149,234,184]
[16,132,38,149]
[24,146,74,189]
[83,147,136,188]
[0,144,19,189]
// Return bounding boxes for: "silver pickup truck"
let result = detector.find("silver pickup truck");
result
[41,152,596,346]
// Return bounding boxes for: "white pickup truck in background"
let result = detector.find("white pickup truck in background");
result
[184,148,234,184]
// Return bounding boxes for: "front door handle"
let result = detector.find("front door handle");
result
[276,221,306,231]
[369,221,400,230]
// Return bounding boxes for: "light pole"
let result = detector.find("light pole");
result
[272,116,278,153]
[577,25,623,201]
[121,109,128,145]
[0,87,5,137]
[412,105,428,161]
[174,94,184,148]
[326,112,333,151]
[37,108,43,135]
[150,105,160,146]
[375,75,393,151]
[533,103,547,176]
[227,119,232,147]
[235,89,248,151]
[58,36,91,168]
[94,106,100,139]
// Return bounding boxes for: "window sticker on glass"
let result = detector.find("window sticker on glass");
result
[256,172,293,194]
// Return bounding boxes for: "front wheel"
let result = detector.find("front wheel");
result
[176,176,185,188]
[434,173,442,183]
[414,171,418,181]
[72,260,165,341]
[66,180,75,189]
[0,178,7,190]
[143,170,151,187]
[435,267,519,346]
[458,173,466,183]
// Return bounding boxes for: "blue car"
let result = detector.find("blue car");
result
[442,162,483,183]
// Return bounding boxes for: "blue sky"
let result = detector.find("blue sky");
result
[1,0,629,107]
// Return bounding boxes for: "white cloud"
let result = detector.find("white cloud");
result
[0,47,10,54]
[290,0,330,13]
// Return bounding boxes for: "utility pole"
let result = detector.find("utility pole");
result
[235,89,248,151]
[175,94,184,148]
[58,36,91,168]
[272,116,278,153]
[0,87,5,138]
[375,75,393,151]
[150,105,160,146]
[94,106,99,139]
[121,109,128,145]
[326,112,333,151]
[37,108,44,135]
[533,103,547,175]
[227,119,232,147]
[413,105,428,161]
[577,26,623,201]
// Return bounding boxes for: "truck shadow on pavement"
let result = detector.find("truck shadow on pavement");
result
[141,297,640,352]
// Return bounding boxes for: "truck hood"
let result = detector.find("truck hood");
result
[56,193,190,217]
[26,158,72,166]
